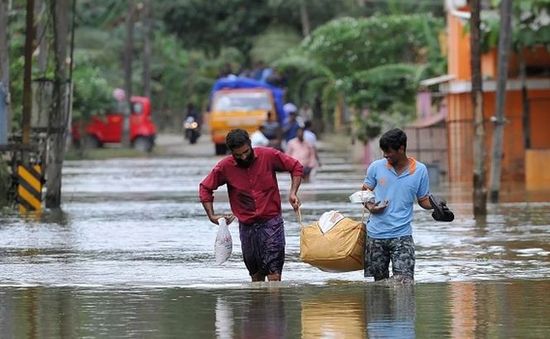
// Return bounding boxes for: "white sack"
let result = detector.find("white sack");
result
[318,210,345,234]
[215,218,233,264]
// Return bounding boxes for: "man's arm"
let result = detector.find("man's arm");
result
[418,196,432,210]
[272,148,303,210]
[199,165,234,225]
[288,175,302,211]
[201,201,235,225]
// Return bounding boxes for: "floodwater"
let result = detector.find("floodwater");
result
[1,135,549,338]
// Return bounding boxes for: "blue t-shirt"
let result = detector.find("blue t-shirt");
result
[363,158,429,238]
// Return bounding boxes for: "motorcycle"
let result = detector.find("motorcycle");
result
[183,116,200,144]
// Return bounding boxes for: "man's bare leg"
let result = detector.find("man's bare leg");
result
[251,272,265,282]
[267,272,281,281]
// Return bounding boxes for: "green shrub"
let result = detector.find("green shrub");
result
[0,159,11,207]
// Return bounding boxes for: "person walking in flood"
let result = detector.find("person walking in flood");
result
[362,128,432,283]
[286,127,318,183]
[199,129,303,282]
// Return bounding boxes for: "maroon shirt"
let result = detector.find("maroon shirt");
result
[199,147,303,224]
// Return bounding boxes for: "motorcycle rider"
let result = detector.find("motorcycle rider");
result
[185,103,201,124]
[184,103,202,143]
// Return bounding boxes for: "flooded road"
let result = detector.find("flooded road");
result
[1,134,549,337]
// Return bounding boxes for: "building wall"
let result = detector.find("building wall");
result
[445,12,550,185]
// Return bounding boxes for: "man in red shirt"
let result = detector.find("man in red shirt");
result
[199,129,303,282]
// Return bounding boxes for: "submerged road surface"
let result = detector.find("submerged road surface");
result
[1,133,550,338]
[0,133,549,287]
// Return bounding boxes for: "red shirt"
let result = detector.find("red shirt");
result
[199,147,303,224]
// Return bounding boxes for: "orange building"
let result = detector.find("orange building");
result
[438,3,550,189]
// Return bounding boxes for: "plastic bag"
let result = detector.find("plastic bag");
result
[348,190,375,204]
[318,210,345,234]
[215,218,233,264]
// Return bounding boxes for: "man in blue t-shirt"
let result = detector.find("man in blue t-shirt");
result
[362,128,433,282]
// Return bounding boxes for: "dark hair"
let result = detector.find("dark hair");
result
[379,128,407,152]
[226,129,251,150]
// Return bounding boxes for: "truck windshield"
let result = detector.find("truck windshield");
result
[213,91,272,112]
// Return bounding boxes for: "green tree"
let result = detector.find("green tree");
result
[299,15,445,78]
[162,0,367,59]
[275,14,445,136]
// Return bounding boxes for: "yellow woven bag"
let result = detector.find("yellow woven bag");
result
[299,213,365,272]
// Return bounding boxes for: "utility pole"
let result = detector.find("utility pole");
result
[519,50,531,149]
[45,0,69,208]
[22,0,35,148]
[142,0,151,98]
[123,0,135,148]
[489,0,513,203]
[470,0,487,216]
[0,0,9,144]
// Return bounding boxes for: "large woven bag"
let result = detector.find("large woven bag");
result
[299,215,365,272]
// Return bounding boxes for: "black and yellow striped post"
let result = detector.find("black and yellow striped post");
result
[17,163,43,213]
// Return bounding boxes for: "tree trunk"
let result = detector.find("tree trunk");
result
[519,50,531,149]
[45,0,69,208]
[123,0,135,147]
[488,0,513,203]
[142,0,152,98]
[299,0,310,37]
[470,0,487,216]
[334,93,344,132]
[36,0,47,72]
[22,0,35,146]
[0,0,10,141]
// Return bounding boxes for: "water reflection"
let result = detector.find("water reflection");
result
[301,286,366,338]
[240,289,287,339]
[1,139,550,337]
[1,281,550,338]
[215,297,233,339]
[366,283,415,339]
[450,282,476,338]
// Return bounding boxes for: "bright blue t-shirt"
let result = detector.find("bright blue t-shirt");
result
[363,158,429,238]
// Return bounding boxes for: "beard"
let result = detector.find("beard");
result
[235,148,255,168]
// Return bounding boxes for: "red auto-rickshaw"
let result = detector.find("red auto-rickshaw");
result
[73,96,157,152]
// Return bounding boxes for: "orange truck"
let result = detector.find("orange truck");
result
[207,76,286,155]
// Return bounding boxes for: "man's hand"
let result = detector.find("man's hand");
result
[428,194,454,222]
[364,199,389,214]
[209,214,236,225]
[202,201,235,225]
[289,193,301,212]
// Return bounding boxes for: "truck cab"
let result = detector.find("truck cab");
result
[207,77,286,155]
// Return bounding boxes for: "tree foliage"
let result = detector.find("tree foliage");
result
[249,26,302,65]
[481,0,550,51]
[344,64,421,112]
[71,52,113,120]
[5,0,450,134]
[162,0,367,59]
[275,14,445,138]
[299,15,445,78]
[163,0,273,58]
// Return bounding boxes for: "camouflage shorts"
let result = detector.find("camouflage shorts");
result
[364,235,415,281]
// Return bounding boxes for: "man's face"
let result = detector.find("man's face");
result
[231,144,255,168]
[382,146,403,166]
